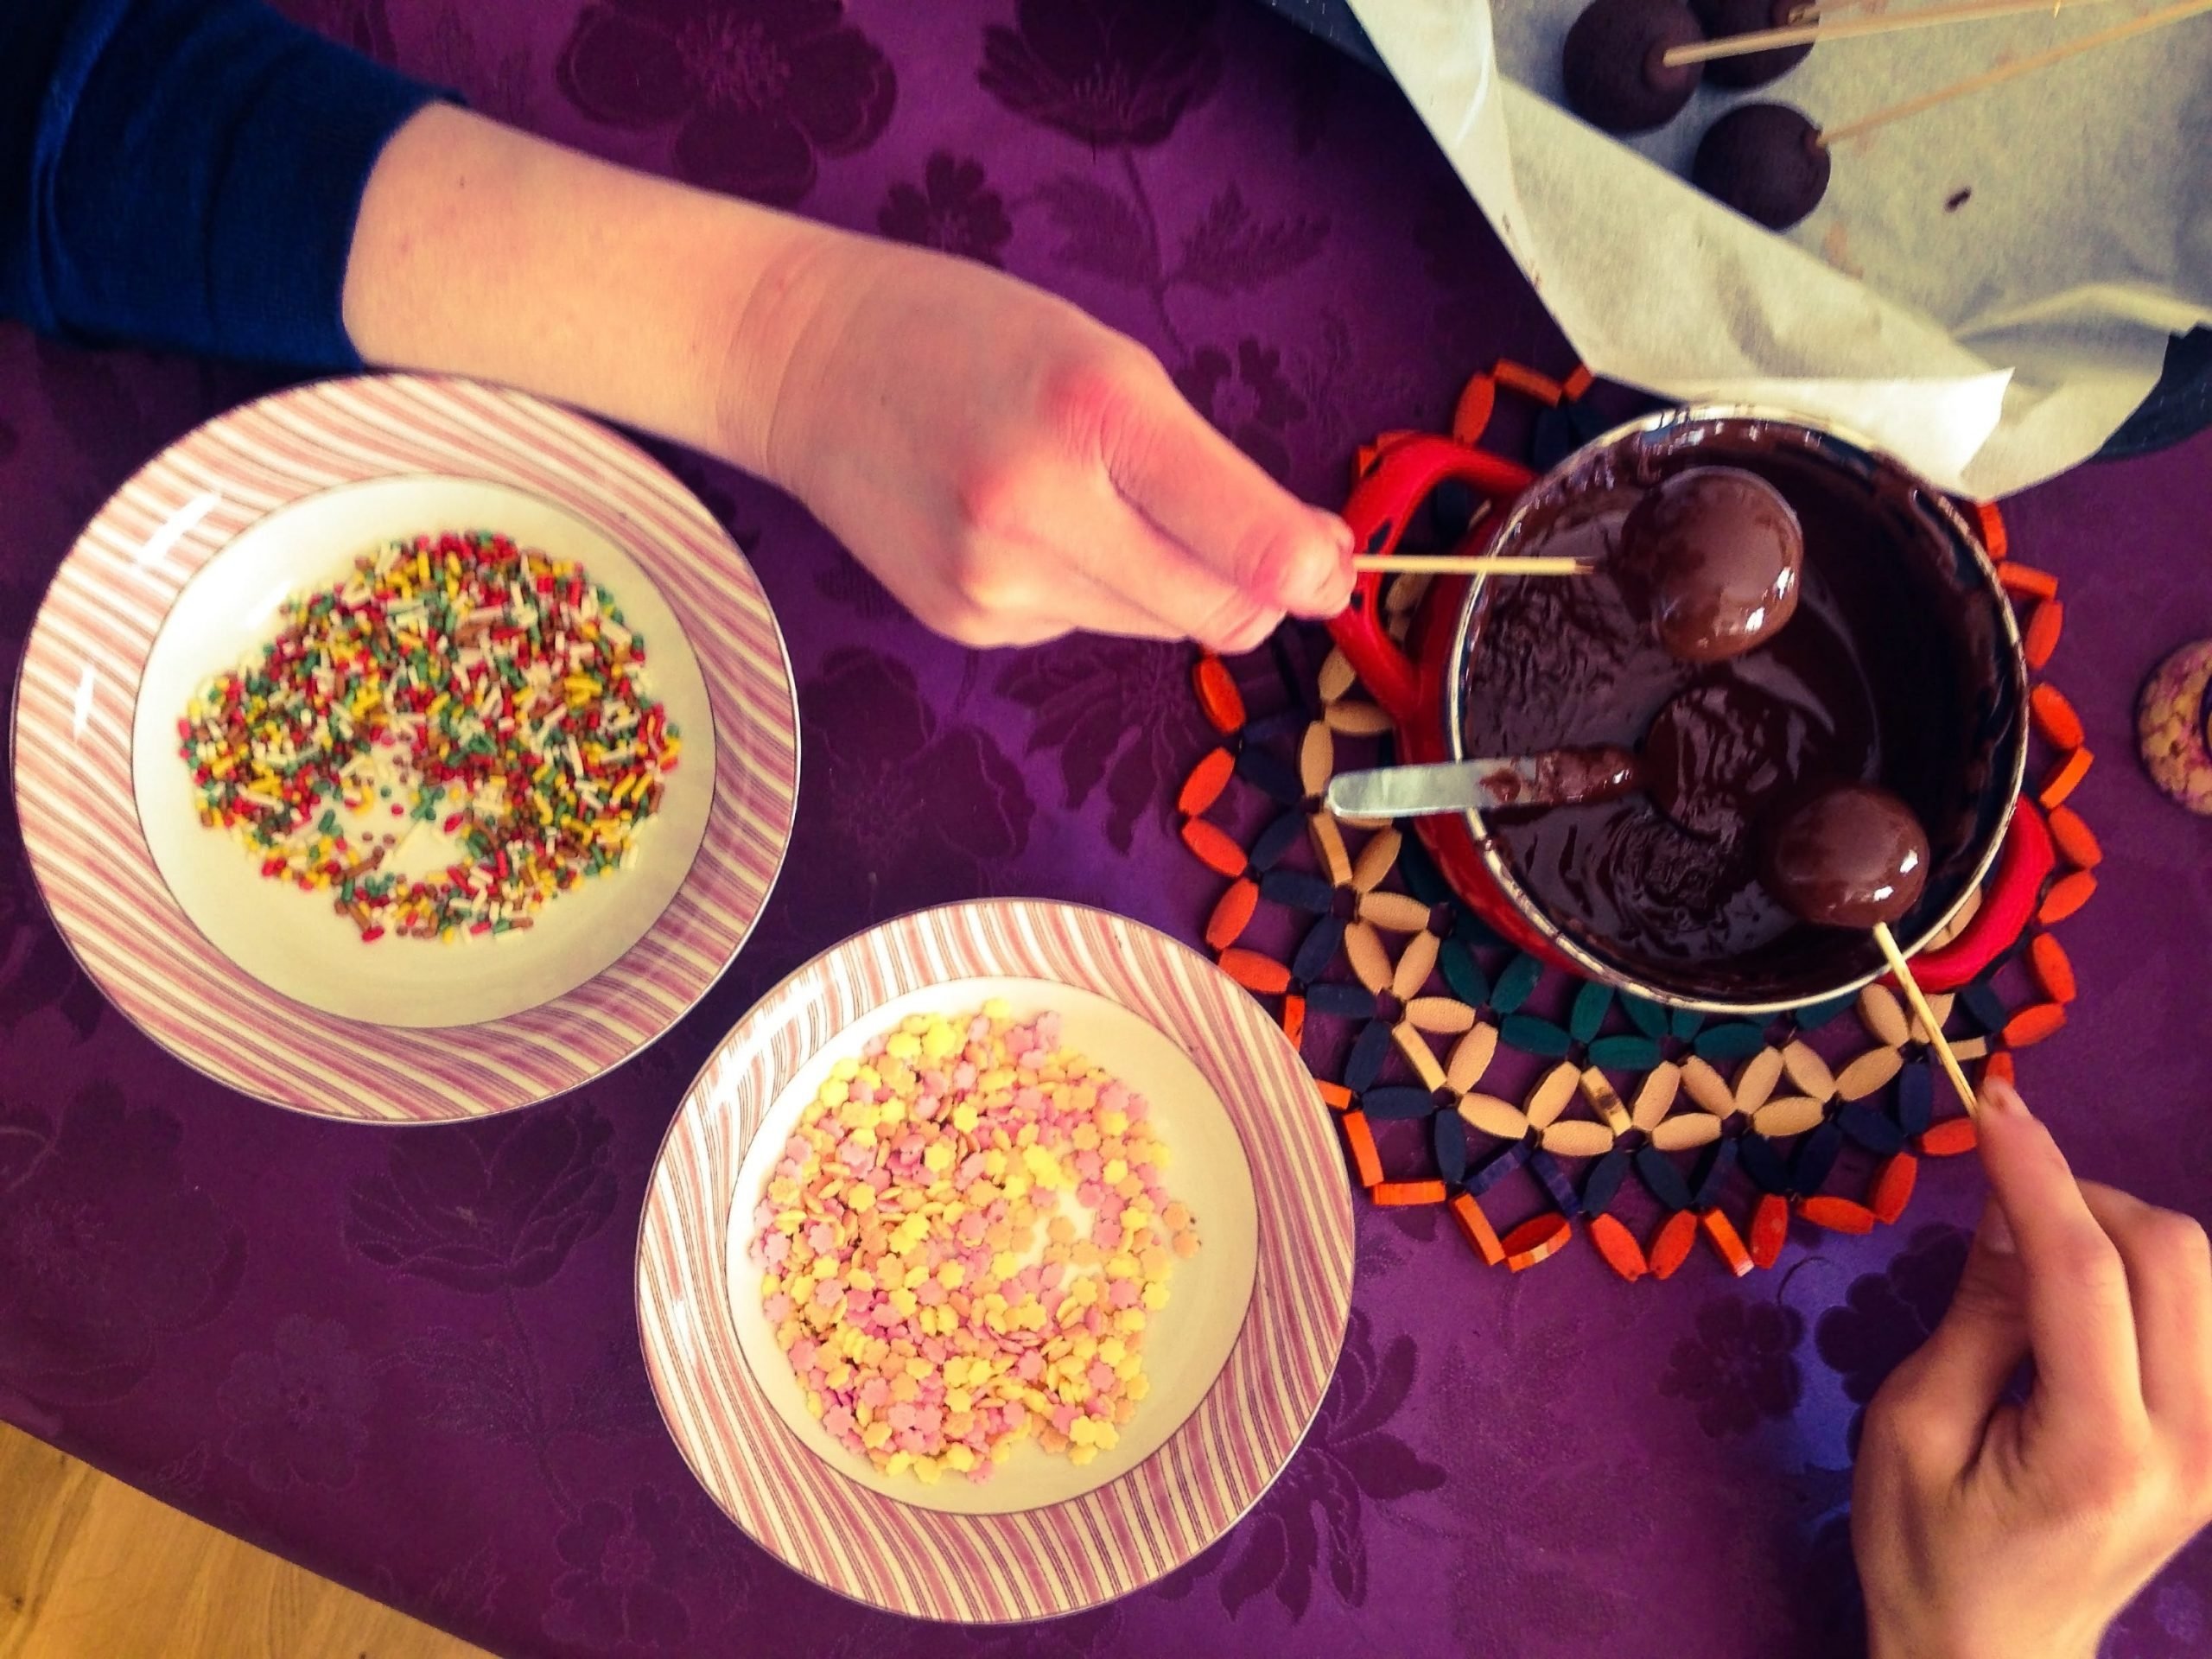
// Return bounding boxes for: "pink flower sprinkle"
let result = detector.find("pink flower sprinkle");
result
[808,1222,837,1253]
[764,1294,793,1323]
[952,1062,978,1090]
[1109,1279,1139,1308]
[1088,1362,1116,1392]
[1017,1352,1045,1381]
[887,1402,916,1431]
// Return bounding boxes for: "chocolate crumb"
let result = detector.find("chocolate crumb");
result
[1945,187,1973,212]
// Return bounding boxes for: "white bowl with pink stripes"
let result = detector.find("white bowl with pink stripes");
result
[10,374,798,1122]
[639,899,1355,1622]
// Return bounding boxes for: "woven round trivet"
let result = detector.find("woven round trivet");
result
[1178,362,2101,1281]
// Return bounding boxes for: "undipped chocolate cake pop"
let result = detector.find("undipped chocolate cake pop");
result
[1615,466,1804,664]
[1563,0,1706,133]
[1762,782,1929,930]
[1693,103,1830,230]
[1688,0,1814,86]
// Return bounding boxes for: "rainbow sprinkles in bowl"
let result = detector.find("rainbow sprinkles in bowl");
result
[175,528,681,943]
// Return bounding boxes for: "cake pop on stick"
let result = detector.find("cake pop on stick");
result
[1614,467,1805,662]
[1688,0,1815,86]
[1764,783,1978,1111]
[1563,0,1707,132]
[1693,104,1831,229]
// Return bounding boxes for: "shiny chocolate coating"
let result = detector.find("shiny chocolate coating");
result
[1617,466,1804,664]
[1457,417,1985,998]
[1643,677,1821,842]
[1763,783,1930,928]
[1562,0,1705,134]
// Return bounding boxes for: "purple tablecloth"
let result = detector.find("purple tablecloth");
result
[4,3,2211,1655]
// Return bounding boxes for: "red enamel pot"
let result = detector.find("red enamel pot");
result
[1323,408,2044,1014]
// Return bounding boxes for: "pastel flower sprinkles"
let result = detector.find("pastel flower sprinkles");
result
[176,531,679,942]
[750,1002,1199,1486]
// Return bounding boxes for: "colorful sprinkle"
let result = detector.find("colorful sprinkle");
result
[750,1003,1197,1485]
[177,531,676,943]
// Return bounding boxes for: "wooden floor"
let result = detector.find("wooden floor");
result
[0,1422,485,1659]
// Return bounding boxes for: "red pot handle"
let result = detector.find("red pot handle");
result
[1906,802,2055,993]
[1325,435,1536,724]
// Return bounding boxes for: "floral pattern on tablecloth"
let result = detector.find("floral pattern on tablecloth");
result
[3,2,2210,1656]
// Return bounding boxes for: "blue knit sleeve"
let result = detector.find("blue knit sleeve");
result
[1,0,442,368]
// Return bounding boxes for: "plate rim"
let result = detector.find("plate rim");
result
[8,372,800,1123]
[633,895,1357,1624]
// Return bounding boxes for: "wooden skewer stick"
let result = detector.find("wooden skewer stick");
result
[1872,921,1980,1114]
[1351,555,1594,575]
[1663,0,2124,67]
[1821,0,2212,143]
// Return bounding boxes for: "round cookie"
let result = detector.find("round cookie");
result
[2138,638,2212,816]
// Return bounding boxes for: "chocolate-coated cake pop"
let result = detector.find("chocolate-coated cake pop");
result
[1563,0,1705,134]
[1688,0,1813,87]
[1616,466,1804,664]
[1693,103,1830,230]
[1763,783,1929,929]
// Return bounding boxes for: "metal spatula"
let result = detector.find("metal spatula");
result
[1325,747,1642,819]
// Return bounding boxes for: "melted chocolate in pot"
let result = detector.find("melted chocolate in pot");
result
[1457,422,1986,997]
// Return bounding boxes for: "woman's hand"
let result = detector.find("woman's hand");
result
[346,106,1351,652]
[735,231,1352,650]
[1853,1079,2212,1659]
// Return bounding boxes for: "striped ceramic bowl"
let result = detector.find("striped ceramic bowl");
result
[10,373,798,1122]
[639,899,1355,1621]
